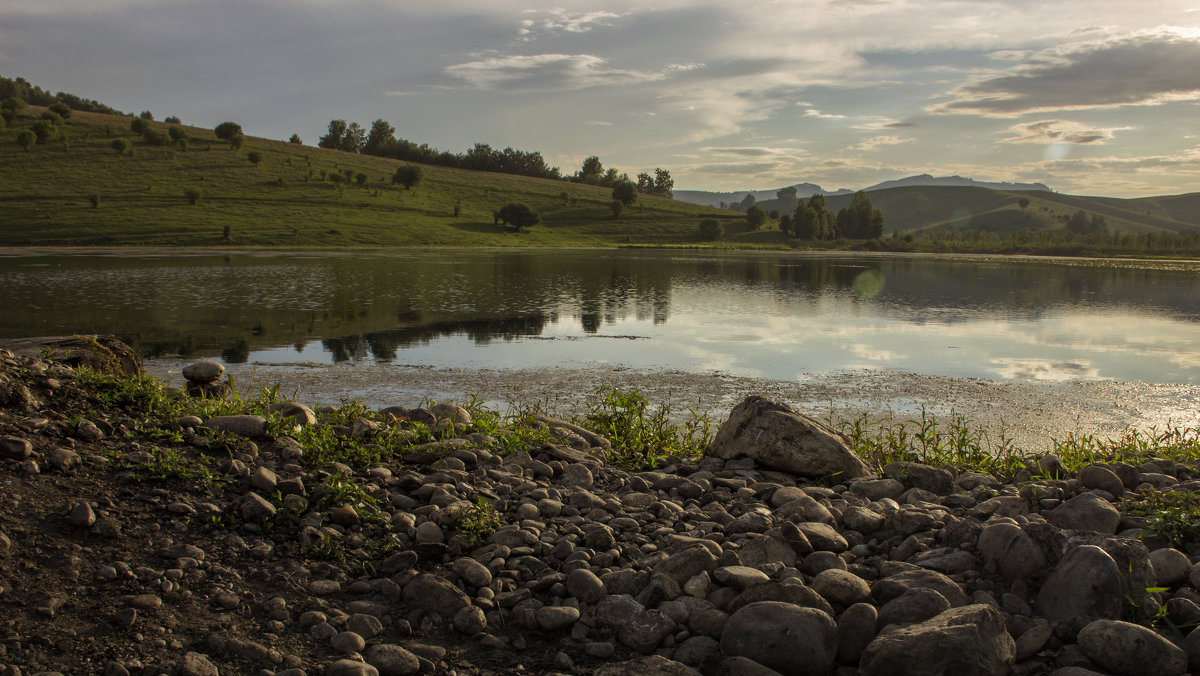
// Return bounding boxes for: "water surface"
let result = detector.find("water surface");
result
[3,248,1199,384]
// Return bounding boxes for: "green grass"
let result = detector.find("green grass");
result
[0,107,735,247]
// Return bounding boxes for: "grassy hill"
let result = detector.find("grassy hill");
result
[2,105,1197,251]
[0,108,737,247]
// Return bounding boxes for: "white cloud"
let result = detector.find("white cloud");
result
[445,53,662,92]
[518,9,626,40]
[849,135,914,152]
[1002,120,1132,145]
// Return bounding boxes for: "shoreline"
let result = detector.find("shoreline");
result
[145,360,1200,454]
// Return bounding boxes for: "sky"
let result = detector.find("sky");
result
[2,1,1199,198]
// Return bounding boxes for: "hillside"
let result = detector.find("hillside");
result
[0,108,733,247]
[825,186,1200,236]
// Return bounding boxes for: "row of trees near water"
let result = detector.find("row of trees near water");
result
[738,191,885,241]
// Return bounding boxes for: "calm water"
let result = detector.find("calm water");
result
[3,249,1200,384]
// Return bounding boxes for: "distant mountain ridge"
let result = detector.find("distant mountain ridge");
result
[674,174,1053,208]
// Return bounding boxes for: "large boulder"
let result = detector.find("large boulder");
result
[1077,619,1187,676]
[858,605,1015,676]
[1035,545,1122,624]
[720,601,837,676]
[709,397,873,480]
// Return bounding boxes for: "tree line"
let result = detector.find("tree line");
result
[0,75,122,116]
[318,118,561,180]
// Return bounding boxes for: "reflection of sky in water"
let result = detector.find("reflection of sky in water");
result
[6,251,1200,385]
[252,299,1200,385]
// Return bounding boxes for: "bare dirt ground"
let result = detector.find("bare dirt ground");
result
[146,361,1200,453]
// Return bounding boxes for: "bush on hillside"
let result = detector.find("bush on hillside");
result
[48,102,71,119]
[130,117,148,134]
[391,165,422,190]
[29,120,58,144]
[699,219,723,241]
[16,130,35,151]
[214,122,242,140]
[111,138,131,155]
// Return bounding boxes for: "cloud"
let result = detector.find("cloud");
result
[699,147,776,157]
[1002,120,1131,145]
[803,108,845,119]
[518,9,625,39]
[849,135,914,151]
[445,53,661,92]
[936,32,1200,115]
[690,162,783,174]
[585,120,613,127]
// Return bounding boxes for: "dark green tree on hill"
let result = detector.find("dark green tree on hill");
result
[495,203,540,230]
[318,119,366,153]
[578,156,604,184]
[391,165,422,190]
[612,181,638,207]
[836,191,885,239]
[364,119,395,155]
[746,205,767,229]
[214,122,242,140]
[653,168,674,198]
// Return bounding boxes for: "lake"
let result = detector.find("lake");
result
[3,248,1200,385]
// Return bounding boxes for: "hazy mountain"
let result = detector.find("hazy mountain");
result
[674,183,853,207]
[676,174,1052,209]
[862,174,1052,193]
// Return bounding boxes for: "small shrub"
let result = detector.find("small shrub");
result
[88,193,101,208]
[699,219,723,241]
[355,172,368,187]
[29,120,58,144]
[178,139,189,152]
[443,497,503,546]
[142,129,169,146]
[16,130,35,151]
[229,134,244,151]
[48,102,72,118]
[610,199,624,218]
[247,151,263,166]
[111,138,131,155]
[40,110,63,125]
[164,115,181,124]
[130,117,149,134]
[288,133,302,144]
[168,126,187,143]
[183,188,202,205]
[328,173,345,185]
[222,225,232,241]
[559,190,571,205]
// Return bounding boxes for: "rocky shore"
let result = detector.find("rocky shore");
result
[3,338,1200,675]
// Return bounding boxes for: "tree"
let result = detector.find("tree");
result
[838,191,884,239]
[29,120,58,144]
[48,102,71,119]
[130,117,149,134]
[111,138,131,155]
[612,181,638,207]
[288,133,302,145]
[343,122,366,153]
[1,97,27,120]
[138,110,154,121]
[746,205,767,229]
[698,219,723,241]
[779,214,792,235]
[496,203,540,230]
[636,172,653,193]
[142,129,168,146]
[164,115,181,124]
[247,151,263,166]
[15,130,35,152]
[578,156,603,184]
[214,121,242,140]
[229,134,244,151]
[364,119,395,155]
[391,165,422,190]
[652,168,674,198]
[739,193,756,210]
[1018,197,1030,210]
[319,120,347,149]
[168,126,187,144]
[355,172,368,187]
[793,205,818,239]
